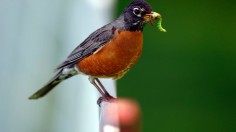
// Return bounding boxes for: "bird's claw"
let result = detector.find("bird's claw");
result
[97,96,117,107]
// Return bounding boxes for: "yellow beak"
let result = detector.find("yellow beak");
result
[144,11,161,22]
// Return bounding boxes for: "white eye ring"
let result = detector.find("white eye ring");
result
[133,7,142,17]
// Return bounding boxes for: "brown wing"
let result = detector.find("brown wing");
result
[57,25,116,69]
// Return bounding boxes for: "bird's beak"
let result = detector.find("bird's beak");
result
[144,12,162,26]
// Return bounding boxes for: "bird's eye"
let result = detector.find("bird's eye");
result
[133,8,142,17]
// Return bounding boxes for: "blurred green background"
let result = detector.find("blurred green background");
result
[117,0,236,132]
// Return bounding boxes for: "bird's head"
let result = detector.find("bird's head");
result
[119,0,162,31]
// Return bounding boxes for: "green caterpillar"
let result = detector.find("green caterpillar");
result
[157,18,167,32]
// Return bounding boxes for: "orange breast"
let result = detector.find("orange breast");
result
[77,30,143,79]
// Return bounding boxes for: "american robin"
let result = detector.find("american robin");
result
[29,0,164,103]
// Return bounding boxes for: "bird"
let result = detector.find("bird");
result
[29,0,163,104]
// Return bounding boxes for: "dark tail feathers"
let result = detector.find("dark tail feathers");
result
[29,68,77,99]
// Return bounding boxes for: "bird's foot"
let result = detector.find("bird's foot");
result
[97,95,117,107]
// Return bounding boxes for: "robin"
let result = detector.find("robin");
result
[29,0,164,104]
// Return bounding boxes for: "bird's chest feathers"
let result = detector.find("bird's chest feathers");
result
[103,30,143,62]
[78,30,143,79]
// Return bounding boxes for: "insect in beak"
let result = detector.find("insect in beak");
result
[144,12,161,26]
[144,12,167,32]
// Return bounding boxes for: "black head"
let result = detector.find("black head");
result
[118,0,159,31]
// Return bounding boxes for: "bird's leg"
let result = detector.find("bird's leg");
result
[89,77,116,106]
[94,78,115,99]
[94,78,116,106]
[89,77,107,98]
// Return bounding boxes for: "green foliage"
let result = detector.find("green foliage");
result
[116,0,236,132]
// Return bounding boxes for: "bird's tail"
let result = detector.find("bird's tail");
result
[29,68,78,99]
